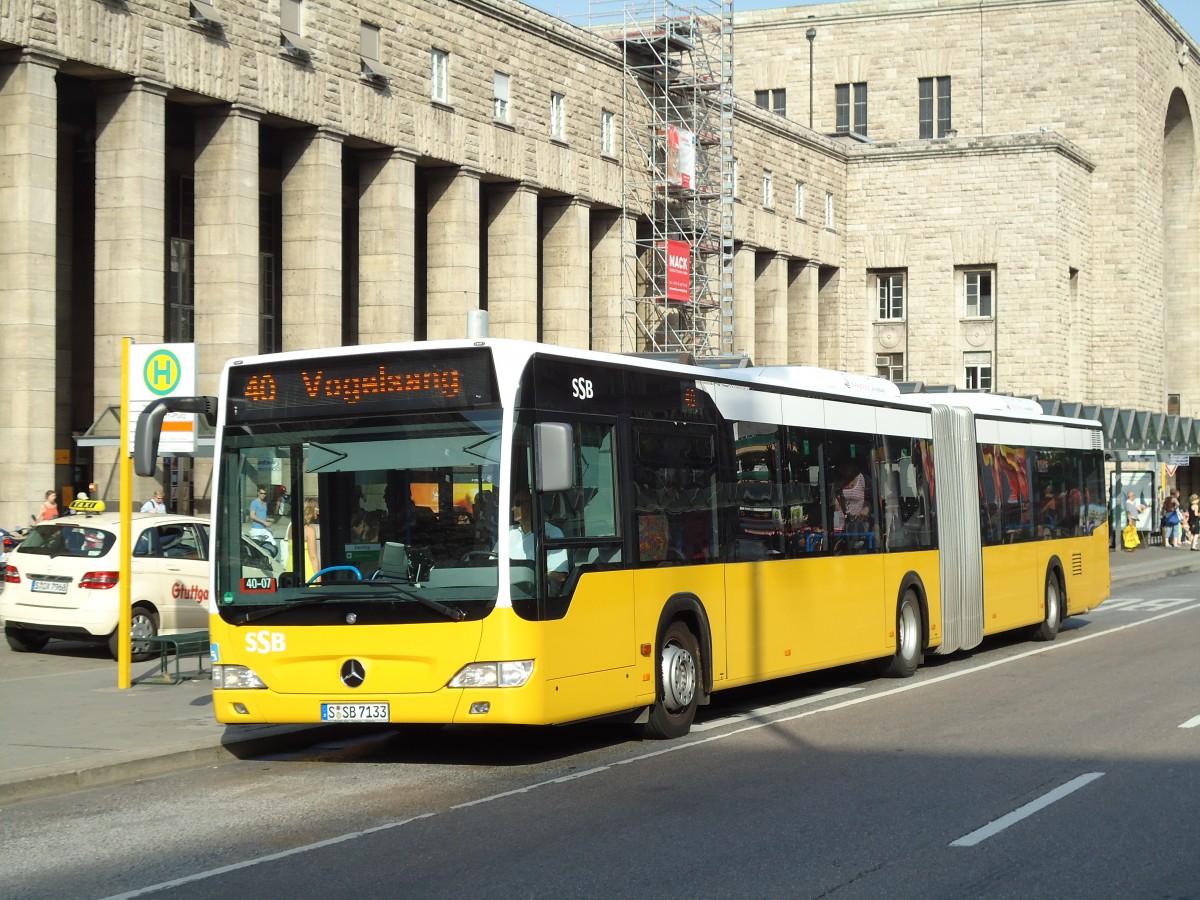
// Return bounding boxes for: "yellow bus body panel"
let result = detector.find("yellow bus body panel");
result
[982,543,1041,634]
[982,526,1110,636]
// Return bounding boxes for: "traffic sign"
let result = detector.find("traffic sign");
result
[127,343,198,455]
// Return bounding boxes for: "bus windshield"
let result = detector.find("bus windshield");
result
[214,410,503,616]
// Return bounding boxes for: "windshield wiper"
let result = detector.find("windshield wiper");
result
[238,582,466,623]
[240,594,332,623]
[367,580,467,621]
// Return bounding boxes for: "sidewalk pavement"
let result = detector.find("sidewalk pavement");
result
[3,545,1199,805]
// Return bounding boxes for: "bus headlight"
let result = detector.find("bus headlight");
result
[448,660,534,688]
[212,665,268,690]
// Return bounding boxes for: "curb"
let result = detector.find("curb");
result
[0,723,390,806]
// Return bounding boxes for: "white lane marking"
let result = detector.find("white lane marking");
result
[103,600,1200,896]
[101,813,435,899]
[950,773,1105,847]
[1094,597,1197,613]
[691,686,863,732]
[1180,715,1200,729]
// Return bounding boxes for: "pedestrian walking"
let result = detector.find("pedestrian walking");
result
[140,490,167,514]
[38,490,59,521]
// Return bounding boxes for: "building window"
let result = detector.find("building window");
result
[550,92,565,139]
[965,352,992,390]
[493,71,510,121]
[167,175,194,342]
[279,0,311,56]
[824,191,833,229]
[965,269,994,318]
[762,170,773,209]
[360,21,383,79]
[755,88,786,116]
[835,82,867,135]
[876,271,905,320]
[431,49,449,103]
[601,109,615,156]
[919,76,952,138]
[259,193,281,354]
[795,181,805,219]
[167,239,194,342]
[877,353,905,382]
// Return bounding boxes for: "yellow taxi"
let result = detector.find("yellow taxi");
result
[1,499,269,661]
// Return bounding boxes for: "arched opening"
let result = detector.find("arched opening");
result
[1163,89,1197,413]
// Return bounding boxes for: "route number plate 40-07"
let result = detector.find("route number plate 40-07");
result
[320,703,390,722]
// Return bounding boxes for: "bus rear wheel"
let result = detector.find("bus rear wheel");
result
[1029,571,1062,642]
[644,621,699,739]
[880,590,922,678]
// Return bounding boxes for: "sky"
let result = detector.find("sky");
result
[527,0,1199,46]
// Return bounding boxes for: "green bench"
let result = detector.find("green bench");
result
[141,631,210,685]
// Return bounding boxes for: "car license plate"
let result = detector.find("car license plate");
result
[320,702,389,722]
[31,580,69,594]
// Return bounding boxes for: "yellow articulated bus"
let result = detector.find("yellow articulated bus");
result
[135,339,1108,738]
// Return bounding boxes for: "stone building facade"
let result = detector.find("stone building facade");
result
[0,0,1195,522]
[736,0,1198,409]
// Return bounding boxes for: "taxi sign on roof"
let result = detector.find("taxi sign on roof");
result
[69,499,106,514]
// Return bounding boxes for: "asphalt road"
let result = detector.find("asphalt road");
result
[2,575,1198,900]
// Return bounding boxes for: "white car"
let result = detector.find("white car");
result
[1,503,257,661]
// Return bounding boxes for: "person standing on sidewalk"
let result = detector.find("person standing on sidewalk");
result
[1162,489,1183,548]
[1124,491,1146,551]
[140,490,166,514]
[1189,495,1200,551]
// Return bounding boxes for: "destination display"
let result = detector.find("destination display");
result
[226,350,498,423]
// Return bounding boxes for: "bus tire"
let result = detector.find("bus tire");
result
[644,620,700,739]
[881,590,922,678]
[1030,570,1062,642]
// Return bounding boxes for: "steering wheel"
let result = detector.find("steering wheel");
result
[308,565,362,585]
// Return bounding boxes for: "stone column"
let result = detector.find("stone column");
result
[732,243,757,362]
[92,78,169,493]
[359,148,416,344]
[788,259,819,365]
[486,180,539,341]
[194,105,261,395]
[426,166,481,340]
[541,197,591,350]
[94,79,169,403]
[0,52,59,523]
[755,252,788,366]
[590,210,626,354]
[282,127,343,351]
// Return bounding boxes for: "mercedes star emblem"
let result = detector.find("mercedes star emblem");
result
[340,658,365,688]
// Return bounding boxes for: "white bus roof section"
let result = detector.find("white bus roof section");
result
[745,366,902,399]
[900,392,1044,416]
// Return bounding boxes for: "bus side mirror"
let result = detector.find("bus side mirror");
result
[534,422,575,493]
[134,396,219,477]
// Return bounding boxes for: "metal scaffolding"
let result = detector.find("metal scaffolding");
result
[588,0,735,356]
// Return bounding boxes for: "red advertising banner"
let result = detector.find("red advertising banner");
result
[666,240,691,302]
[665,126,695,189]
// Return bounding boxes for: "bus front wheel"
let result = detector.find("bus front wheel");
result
[1029,571,1062,642]
[644,621,699,739]
[880,590,922,678]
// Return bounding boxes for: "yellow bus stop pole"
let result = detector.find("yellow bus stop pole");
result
[118,338,133,689]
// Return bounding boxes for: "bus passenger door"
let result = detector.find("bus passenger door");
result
[531,419,636,682]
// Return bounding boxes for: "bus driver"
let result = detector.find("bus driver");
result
[509,491,569,584]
